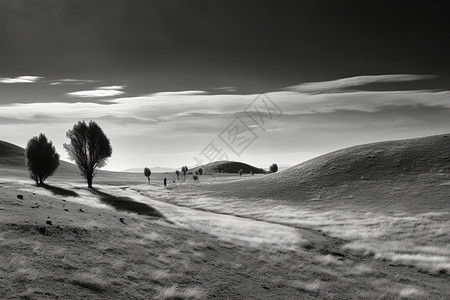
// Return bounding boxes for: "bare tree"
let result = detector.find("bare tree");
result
[144,167,151,184]
[25,133,60,185]
[64,121,112,188]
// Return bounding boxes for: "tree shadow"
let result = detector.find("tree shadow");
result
[39,183,79,197]
[90,188,165,219]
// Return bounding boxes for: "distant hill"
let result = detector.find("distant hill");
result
[191,160,266,174]
[205,134,450,212]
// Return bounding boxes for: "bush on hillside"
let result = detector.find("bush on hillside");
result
[25,133,60,185]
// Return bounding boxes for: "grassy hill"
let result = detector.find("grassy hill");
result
[0,140,81,178]
[205,134,450,212]
[0,140,26,168]
[191,160,266,174]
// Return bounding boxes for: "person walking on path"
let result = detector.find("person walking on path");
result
[163,177,167,187]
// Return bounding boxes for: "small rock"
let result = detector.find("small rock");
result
[79,208,85,213]
[46,220,53,226]
[119,218,126,224]
[64,209,69,212]
[36,226,46,234]
[17,195,23,200]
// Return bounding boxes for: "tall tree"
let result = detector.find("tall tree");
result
[144,167,151,184]
[64,121,112,188]
[25,133,60,185]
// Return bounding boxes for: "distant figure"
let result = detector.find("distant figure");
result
[163,177,167,187]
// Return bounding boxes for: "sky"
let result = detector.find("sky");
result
[1,0,449,171]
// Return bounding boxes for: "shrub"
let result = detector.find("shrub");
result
[270,163,278,173]
[25,133,60,185]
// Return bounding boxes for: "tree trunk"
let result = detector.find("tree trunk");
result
[148,177,150,185]
[87,177,93,188]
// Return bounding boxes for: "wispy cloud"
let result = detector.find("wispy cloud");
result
[0,76,43,84]
[287,74,437,93]
[67,86,125,98]
[150,90,207,96]
[1,89,449,121]
[49,78,99,86]
[213,86,237,92]
[97,85,125,90]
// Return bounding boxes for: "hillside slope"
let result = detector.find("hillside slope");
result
[205,134,450,212]
[0,141,24,168]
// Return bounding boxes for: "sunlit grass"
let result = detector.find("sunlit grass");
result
[154,285,206,300]
[139,185,450,274]
[398,286,425,299]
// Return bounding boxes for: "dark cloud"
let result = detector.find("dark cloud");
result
[0,0,449,93]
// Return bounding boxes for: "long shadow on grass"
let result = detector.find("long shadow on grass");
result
[40,183,79,197]
[90,188,165,219]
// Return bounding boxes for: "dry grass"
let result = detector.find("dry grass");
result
[398,286,425,299]
[148,186,450,274]
[288,279,322,293]
[71,273,109,292]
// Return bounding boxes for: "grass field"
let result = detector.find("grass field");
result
[1,135,450,299]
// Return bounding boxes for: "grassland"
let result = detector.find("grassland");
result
[1,134,449,299]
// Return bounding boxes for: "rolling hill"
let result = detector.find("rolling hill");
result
[0,140,81,178]
[191,160,266,174]
[205,134,450,212]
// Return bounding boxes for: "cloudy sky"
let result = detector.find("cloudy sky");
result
[1,0,449,171]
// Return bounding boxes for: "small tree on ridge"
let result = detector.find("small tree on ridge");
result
[181,166,188,181]
[270,163,278,173]
[144,167,151,184]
